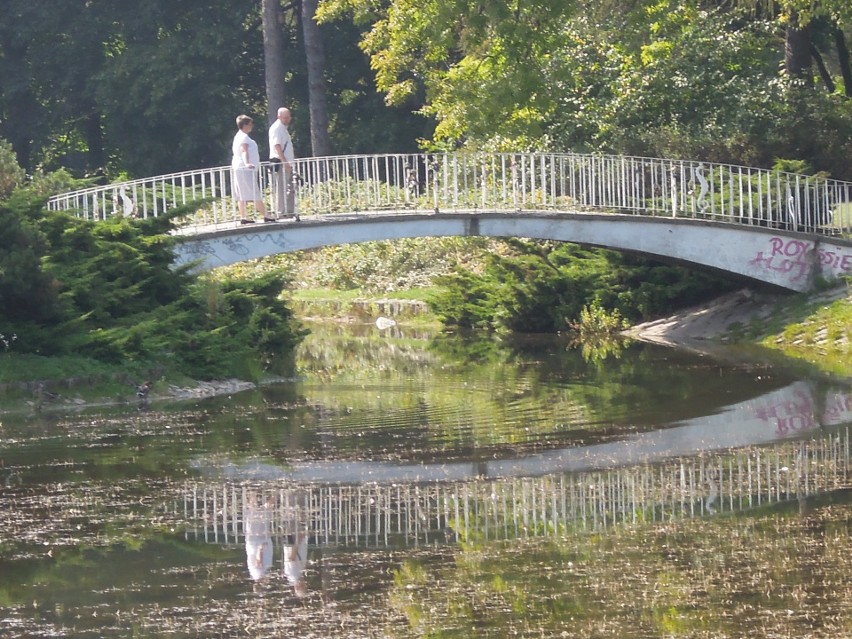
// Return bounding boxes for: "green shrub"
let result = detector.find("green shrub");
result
[569,302,629,338]
[0,192,305,380]
[430,240,738,333]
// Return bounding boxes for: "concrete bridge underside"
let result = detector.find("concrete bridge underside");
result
[174,211,852,292]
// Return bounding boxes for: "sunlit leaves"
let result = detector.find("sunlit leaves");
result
[0,140,26,198]
[321,0,852,176]
[320,0,578,145]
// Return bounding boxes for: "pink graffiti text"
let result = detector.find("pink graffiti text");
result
[822,392,852,427]
[753,389,819,436]
[750,237,852,282]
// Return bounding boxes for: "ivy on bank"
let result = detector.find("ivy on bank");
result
[0,191,304,381]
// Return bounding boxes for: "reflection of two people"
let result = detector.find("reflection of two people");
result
[243,489,309,596]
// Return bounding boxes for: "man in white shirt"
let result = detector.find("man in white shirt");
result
[268,107,296,218]
[281,488,310,597]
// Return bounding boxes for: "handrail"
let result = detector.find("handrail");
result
[47,152,852,237]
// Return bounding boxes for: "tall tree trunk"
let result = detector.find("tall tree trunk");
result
[810,43,835,93]
[785,11,813,86]
[82,107,106,175]
[301,0,333,156]
[262,0,287,124]
[835,27,852,97]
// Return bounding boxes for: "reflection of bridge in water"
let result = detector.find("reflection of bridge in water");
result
[181,426,851,549]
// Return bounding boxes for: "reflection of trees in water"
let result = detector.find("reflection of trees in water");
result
[297,325,441,380]
[390,492,852,639]
[183,427,851,548]
[294,327,801,457]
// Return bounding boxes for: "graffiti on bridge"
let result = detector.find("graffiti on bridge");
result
[750,236,852,283]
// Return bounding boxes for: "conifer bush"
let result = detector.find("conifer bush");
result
[0,189,304,380]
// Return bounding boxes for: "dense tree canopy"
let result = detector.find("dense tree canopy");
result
[0,0,429,179]
[4,0,850,178]
[319,0,852,177]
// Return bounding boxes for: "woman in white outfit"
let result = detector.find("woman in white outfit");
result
[243,491,273,581]
[231,114,268,224]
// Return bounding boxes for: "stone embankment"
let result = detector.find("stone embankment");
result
[164,379,258,399]
[625,286,850,351]
[292,297,429,322]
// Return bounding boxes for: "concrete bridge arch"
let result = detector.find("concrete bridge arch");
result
[174,210,852,292]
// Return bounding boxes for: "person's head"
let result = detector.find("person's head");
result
[277,108,292,126]
[236,114,253,131]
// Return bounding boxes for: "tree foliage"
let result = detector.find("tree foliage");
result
[0,140,26,198]
[0,0,430,178]
[320,0,852,176]
[3,0,850,177]
[429,240,739,333]
[0,185,304,379]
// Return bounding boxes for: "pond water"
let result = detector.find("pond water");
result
[1,323,851,638]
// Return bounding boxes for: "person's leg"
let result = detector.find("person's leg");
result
[249,167,269,220]
[235,168,257,223]
[273,165,286,216]
[284,166,295,216]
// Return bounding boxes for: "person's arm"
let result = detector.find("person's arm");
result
[241,142,253,168]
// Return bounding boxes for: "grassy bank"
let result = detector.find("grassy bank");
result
[750,287,851,378]
[0,352,200,409]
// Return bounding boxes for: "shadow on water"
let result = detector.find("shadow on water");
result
[0,323,851,638]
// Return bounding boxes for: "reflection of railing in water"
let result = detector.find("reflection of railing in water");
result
[183,483,450,548]
[182,428,850,548]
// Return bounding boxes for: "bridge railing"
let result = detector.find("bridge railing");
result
[47,152,852,236]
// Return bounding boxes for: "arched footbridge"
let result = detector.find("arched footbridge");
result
[48,152,852,292]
